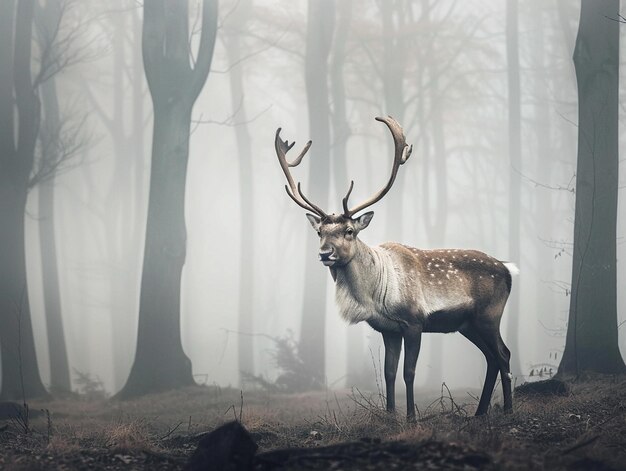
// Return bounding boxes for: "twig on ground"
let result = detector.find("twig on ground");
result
[159,422,183,441]
[562,435,600,454]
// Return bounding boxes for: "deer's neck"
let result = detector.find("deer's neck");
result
[333,240,399,324]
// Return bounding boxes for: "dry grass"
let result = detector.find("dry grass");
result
[0,376,624,469]
[100,419,156,452]
[46,434,80,454]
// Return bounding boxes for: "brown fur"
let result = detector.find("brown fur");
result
[306,214,515,419]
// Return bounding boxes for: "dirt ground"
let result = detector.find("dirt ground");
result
[1,375,625,470]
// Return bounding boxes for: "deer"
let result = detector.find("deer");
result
[274,116,517,420]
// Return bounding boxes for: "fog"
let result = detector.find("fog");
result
[4,0,625,398]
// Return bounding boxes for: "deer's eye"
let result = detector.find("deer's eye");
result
[317,231,321,237]
[345,228,354,236]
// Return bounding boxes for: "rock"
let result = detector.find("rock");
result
[514,378,570,396]
[0,402,43,420]
[186,421,258,471]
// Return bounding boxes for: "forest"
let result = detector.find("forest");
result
[1,0,625,469]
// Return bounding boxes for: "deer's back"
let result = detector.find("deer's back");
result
[380,243,512,328]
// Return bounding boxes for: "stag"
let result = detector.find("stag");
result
[275,116,517,419]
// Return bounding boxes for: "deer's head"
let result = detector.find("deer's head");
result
[275,116,412,268]
[304,212,373,267]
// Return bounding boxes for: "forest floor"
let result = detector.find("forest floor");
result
[0,374,625,470]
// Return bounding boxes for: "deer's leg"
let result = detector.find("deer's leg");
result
[496,334,513,412]
[460,326,498,416]
[382,331,402,413]
[475,327,513,414]
[402,325,422,422]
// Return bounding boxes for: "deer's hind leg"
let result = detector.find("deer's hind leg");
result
[495,333,512,411]
[472,299,513,413]
[460,325,499,415]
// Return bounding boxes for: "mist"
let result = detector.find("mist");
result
[1,0,625,416]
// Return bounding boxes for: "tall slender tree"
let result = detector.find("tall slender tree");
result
[505,0,522,377]
[223,0,255,385]
[0,0,47,400]
[35,0,71,393]
[299,0,335,385]
[530,0,555,360]
[80,1,147,390]
[417,0,449,389]
[558,0,625,376]
[117,0,218,398]
[380,0,410,235]
[329,0,369,388]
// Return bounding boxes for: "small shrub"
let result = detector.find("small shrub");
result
[73,369,108,400]
[243,330,324,393]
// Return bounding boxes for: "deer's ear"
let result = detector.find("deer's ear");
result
[355,211,374,231]
[306,213,322,231]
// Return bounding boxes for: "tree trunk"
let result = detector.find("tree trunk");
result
[79,1,146,391]
[299,0,335,387]
[224,0,255,385]
[0,0,47,400]
[558,0,625,375]
[329,0,364,388]
[38,75,71,393]
[381,1,408,240]
[422,73,448,388]
[0,182,48,399]
[117,0,218,398]
[505,0,523,377]
[120,102,195,396]
[108,4,130,390]
[531,1,555,362]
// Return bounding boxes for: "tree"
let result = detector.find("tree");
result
[415,0,449,389]
[223,0,255,384]
[79,0,147,390]
[0,0,47,400]
[117,0,218,398]
[298,0,335,386]
[505,0,523,377]
[35,0,72,393]
[379,1,411,237]
[328,0,369,388]
[558,0,625,375]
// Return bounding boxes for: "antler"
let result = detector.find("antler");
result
[342,116,412,218]
[275,128,328,218]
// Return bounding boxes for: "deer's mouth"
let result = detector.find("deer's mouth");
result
[319,253,338,266]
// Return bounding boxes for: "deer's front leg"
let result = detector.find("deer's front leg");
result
[381,331,402,413]
[403,325,423,422]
